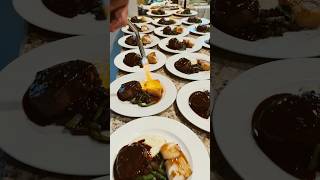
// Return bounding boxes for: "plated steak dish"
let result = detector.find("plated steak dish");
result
[117,79,163,107]
[187,16,202,23]
[23,60,108,143]
[196,25,210,33]
[167,38,193,50]
[130,16,147,23]
[174,58,210,74]
[113,136,192,180]
[158,18,176,25]
[162,26,183,35]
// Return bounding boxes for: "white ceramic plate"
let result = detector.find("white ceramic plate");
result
[121,24,155,34]
[118,34,160,49]
[114,49,166,73]
[181,17,210,26]
[213,58,320,180]
[0,35,109,175]
[213,27,320,59]
[129,16,154,25]
[110,116,210,180]
[177,80,210,132]
[152,18,182,27]
[92,175,109,180]
[188,24,210,36]
[154,25,189,38]
[198,35,210,49]
[166,53,210,80]
[147,10,173,17]
[158,37,202,54]
[110,73,177,117]
[13,0,107,35]
[174,9,198,17]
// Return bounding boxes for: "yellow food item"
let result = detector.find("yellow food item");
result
[141,79,163,98]
[147,52,158,64]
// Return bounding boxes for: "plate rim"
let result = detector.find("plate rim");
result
[213,27,320,59]
[198,35,210,49]
[213,58,320,180]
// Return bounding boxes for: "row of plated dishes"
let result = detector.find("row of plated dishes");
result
[213,0,320,180]
[110,10,211,180]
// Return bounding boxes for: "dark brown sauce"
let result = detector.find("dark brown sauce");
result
[114,140,153,180]
[189,91,210,119]
[123,53,142,68]
[252,92,320,179]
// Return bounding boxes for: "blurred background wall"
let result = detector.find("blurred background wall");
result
[0,0,26,70]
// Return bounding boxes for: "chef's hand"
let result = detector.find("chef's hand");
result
[110,0,129,32]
